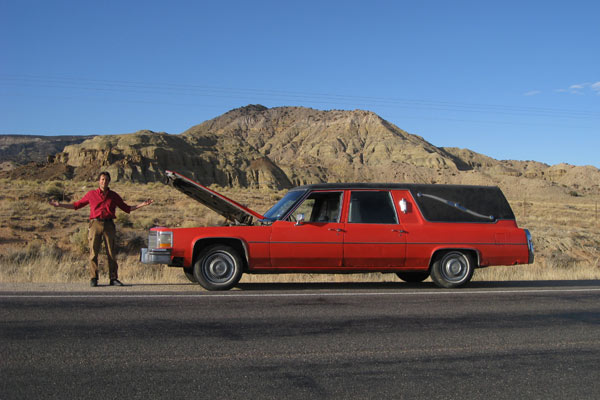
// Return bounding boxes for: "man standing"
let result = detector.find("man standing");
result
[50,171,153,287]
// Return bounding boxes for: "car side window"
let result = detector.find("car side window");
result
[348,191,398,224]
[294,192,342,223]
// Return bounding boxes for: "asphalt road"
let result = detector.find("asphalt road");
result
[1,281,600,400]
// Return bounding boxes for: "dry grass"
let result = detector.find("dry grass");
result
[0,178,599,285]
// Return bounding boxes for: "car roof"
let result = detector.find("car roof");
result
[290,182,497,191]
[292,182,515,222]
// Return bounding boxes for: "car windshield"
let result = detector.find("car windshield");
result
[262,189,306,221]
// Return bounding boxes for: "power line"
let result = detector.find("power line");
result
[1,73,599,121]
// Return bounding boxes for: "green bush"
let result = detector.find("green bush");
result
[547,250,578,269]
[116,213,133,227]
[133,216,156,230]
[45,182,65,201]
[118,231,146,255]
[0,241,63,264]
[69,227,89,255]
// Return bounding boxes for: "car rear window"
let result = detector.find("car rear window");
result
[410,185,515,222]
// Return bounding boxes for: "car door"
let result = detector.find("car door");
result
[343,190,406,269]
[270,191,344,269]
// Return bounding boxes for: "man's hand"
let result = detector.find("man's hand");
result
[49,200,74,209]
[134,199,153,211]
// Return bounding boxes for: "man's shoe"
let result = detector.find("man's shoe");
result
[90,278,98,287]
[110,279,124,286]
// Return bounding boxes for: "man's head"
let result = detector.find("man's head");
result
[98,171,111,191]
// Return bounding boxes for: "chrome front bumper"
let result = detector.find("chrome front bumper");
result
[140,248,172,264]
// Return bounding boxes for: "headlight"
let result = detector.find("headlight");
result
[148,230,173,249]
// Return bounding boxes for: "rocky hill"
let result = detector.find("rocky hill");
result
[0,134,93,172]
[1,105,599,196]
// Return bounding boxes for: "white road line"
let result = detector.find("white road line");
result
[1,287,600,299]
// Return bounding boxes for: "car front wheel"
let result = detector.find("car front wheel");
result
[193,244,243,291]
[183,267,197,283]
[430,251,474,288]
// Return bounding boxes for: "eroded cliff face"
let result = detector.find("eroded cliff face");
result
[3,105,599,194]
[53,126,293,189]
[181,106,465,186]
[0,135,92,164]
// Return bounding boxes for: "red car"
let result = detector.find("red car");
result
[140,171,534,290]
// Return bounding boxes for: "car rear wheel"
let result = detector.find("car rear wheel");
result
[193,244,243,291]
[396,271,429,283]
[430,251,474,288]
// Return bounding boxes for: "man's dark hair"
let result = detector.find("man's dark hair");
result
[98,171,111,182]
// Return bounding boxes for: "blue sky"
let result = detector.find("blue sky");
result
[1,0,599,167]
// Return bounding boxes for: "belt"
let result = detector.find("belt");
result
[92,218,113,222]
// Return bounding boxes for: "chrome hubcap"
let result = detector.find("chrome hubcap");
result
[203,251,236,283]
[441,253,469,282]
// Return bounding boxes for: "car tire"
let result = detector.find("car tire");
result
[193,244,243,291]
[183,267,197,283]
[430,251,474,288]
[396,271,429,283]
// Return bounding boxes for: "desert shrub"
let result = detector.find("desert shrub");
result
[70,227,89,254]
[24,200,44,216]
[3,242,39,264]
[547,250,579,269]
[7,200,28,218]
[0,241,87,282]
[181,220,201,228]
[133,216,157,230]
[0,241,62,267]
[116,212,133,227]
[45,182,65,201]
[5,198,47,220]
[118,231,146,255]
[206,214,227,226]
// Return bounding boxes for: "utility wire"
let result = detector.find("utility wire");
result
[2,73,599,120]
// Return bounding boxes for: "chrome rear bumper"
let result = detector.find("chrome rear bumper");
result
[525,229,534,264]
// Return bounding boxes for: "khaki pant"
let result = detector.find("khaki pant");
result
[88,219,118,280]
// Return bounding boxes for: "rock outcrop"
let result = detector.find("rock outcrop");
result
[0,135,93,164]
[1,105,599,194]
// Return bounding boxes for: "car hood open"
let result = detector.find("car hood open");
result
[165,170,265,225]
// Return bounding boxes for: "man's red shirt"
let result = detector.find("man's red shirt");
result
[73,188,132,219]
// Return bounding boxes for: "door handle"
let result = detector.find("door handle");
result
[392,229,407,234]
[328,228,344,232]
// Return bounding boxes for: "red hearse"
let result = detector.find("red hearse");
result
[140,171,534,290]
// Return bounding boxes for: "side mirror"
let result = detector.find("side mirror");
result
[295,213,305,226]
